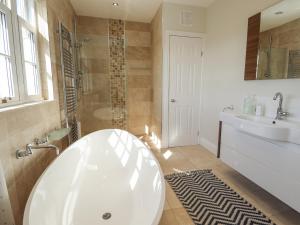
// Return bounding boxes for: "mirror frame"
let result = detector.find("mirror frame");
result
[244,13,261,80]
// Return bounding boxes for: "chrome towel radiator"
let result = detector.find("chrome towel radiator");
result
[59,23,79,143]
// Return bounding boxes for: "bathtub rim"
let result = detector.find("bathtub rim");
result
[23,129,166,225]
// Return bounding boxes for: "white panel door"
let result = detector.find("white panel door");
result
[169,35,203,147]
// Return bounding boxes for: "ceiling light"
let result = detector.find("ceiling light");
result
[112,2,119,6]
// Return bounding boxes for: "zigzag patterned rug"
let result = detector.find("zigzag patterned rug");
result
[165,170,276,225]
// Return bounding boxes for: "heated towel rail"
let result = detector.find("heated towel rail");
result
[59,23,79,143]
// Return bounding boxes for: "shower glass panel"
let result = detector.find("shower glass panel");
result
[77,32,112,135]
[76,18,127,136]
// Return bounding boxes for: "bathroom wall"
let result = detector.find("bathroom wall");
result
[150,3,206,146]
[125,21,152,135]
[76,16,153,136]
[200,0,300,154]
[151,6,163,140]
[0,0,75,224]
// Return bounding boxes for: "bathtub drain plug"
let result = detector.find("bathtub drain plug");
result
[102,212,112,220]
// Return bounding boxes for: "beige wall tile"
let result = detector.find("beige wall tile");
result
[77,16,108,35]
[128,102,152,117]
[126,31,151,47]
[125,21,151,32]
[80,45,109,59]
[128,88,152,102]
[127,115,152,135]
[125,21,153,136]
[128,75,152,88]
[127,68,152,76]
[127,59,152,70]
[80,58,109,73]
[126,46,151,60]
[151,6,163,140]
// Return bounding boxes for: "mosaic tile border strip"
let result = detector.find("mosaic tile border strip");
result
[109,19,127,129]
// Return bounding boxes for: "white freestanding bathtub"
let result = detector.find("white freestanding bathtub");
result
[23,129,165,225]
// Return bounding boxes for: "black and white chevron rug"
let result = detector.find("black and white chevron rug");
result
[165,170,275,225]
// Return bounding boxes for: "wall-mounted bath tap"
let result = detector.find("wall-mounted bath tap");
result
[16,139,60,159]
[273,92,289,120]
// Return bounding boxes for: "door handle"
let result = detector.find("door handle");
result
[170,99,176,103]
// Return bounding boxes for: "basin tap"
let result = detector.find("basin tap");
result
[273,92,288,120]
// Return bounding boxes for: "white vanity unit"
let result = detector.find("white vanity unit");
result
[219,112,300,213]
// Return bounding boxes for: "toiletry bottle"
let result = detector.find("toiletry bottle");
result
[250,95,257,115]
[255,104,264,117]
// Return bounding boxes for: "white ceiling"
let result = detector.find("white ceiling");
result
[70,0,215,23]
[164,0,215,7]
[261,0,300,31]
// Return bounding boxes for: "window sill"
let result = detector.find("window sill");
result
[0,100,56,113]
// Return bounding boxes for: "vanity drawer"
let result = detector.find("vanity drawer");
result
[221,145,300,213]
[221,123,238,150]
[222,123,300,182]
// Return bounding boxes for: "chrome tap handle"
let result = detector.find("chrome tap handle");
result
[16,148,32,159]
[280,111,289,117]
[34,137,48,145]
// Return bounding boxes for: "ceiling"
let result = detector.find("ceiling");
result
[164,0,215,7]
[261,0,300,31]
[70,0,215,23]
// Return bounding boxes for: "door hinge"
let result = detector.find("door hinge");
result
[197,131,200,136]
[201,51,204,57]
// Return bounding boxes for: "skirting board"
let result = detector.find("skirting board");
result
[199,137,218,155]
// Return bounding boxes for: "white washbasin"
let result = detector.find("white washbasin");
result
[220,112,300,145]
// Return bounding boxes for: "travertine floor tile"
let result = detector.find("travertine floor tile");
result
[165,182,183,209]
[273,209,300,225]
[172,208,194,225]
[159,210,179,225]
[163,199,170,210]
[146,142,300,225]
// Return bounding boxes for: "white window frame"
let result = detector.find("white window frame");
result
[18,14,42,101]
[0,2,20,105]
[0,0,42,108]
[0,0,11,8]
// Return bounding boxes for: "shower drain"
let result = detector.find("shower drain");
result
[102,212,112,220]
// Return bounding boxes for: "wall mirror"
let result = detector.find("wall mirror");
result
[245,0,300,80]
